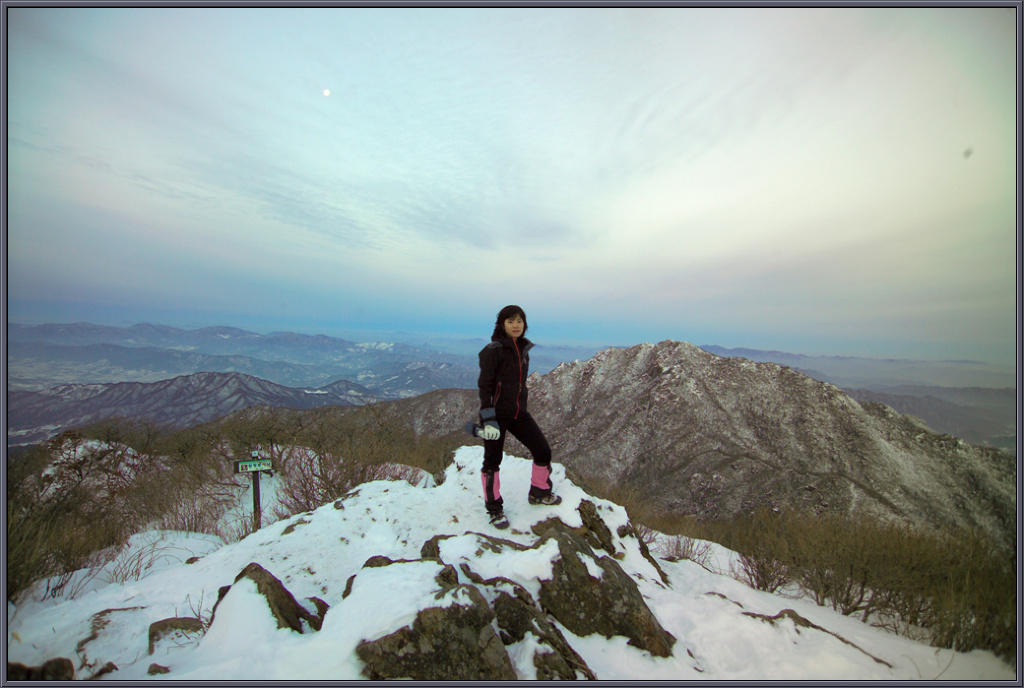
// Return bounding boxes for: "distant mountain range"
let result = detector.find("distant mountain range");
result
[5,323,1016,452]
[7,322,479,395]
[699,345,1015,389]
[7,373,372,445]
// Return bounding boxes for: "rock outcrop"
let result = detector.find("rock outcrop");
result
[211,562,329,633]
[535,525,675,657]
[148,617,204,655]
[7,658,75,681]
[457,564,597,680]
[356,583,516,680]
[353,500,671,678]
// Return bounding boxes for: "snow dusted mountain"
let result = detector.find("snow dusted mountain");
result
[5,448,1013,681]
[843,386,1016,451]
[7,373,372,445]
[394,341,1016,551]
[701,345,1016,451]
[8,323,1012,451]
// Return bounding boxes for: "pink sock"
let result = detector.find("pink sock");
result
[481,471,501,501]
[531,463,551,491]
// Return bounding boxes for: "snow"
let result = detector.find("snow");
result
[356,342,395,351]
[7,447,1015,681]
[437,534,560,600]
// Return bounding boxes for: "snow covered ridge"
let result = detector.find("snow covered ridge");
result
[527,340,1016,551]
[7,448,1012,681]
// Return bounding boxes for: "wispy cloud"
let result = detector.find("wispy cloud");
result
[6,7,1016,361]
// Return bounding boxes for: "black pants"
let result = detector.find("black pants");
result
[481,412,552,513]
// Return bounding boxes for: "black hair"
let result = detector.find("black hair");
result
[491,304,528,340]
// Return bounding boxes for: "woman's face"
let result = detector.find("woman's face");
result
[503,314,525,339]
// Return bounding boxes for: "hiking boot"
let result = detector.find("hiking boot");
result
[489,510,510,529]
[528,492,562,506]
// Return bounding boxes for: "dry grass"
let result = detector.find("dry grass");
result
[7,406,456,601]
[585,481,1016,668]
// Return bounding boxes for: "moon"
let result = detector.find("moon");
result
[323,89,330,97]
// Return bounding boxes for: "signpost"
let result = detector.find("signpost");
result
[234,450,273,531]
[235,458,273,473]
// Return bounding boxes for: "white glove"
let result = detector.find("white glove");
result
[480,422,501,441]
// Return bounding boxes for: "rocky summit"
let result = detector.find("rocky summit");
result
[6,450,677,681]
[11,447,1014,681]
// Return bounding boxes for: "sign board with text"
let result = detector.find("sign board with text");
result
[234,458,272,474]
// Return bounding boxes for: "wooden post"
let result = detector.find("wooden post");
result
[252,470,261,532]
[235,450,271,533]
[251,450,261,532]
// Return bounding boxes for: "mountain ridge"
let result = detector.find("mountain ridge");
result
[7,372,371,444]
[12,322,1014,386]
[7,323,1015,451]
[392,341,1015,551]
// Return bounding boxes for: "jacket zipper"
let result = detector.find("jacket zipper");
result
[513,338,522,419]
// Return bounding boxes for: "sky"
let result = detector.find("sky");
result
[6,445,1015,680]
[5,7,1018,363]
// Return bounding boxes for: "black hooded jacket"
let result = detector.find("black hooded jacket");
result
[478,335,533,421]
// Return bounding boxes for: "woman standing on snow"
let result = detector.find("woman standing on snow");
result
[476,305,561,529]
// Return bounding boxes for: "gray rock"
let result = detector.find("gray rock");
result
[577,499,618,554]
[148,617,204,655]
[535,524,675,657]
[475,572,597,680]
[7,658,75,681]
[616,520,671,586]
[419,533,455,559]
[210,562,328,633]
[355,583,515,680]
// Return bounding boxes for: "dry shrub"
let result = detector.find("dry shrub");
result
[719,509,794,593]
[6,498,60,602]
[233,404,454,518]
[7,406,458,600]
[157,488,229,536]
[897,527,1015,663]
[7,497,126,602]
[274,449,378,516]
[6,425,184,601]
[662,535,714,568]
[784,511,891,616]
[574,473,663,540]
[656,506,1016,667]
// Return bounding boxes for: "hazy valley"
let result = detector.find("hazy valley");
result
[6,323,1016,454]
